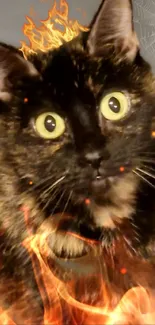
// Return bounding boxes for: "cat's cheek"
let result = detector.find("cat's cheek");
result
[0,195,43,241]
[0,170,44,243]
[89,173,139,229]
[90,203,135,229]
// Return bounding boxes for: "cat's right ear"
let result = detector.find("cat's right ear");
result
[0,43,39,102]
[86,0,139,62]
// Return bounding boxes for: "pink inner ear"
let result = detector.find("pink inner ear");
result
[119,32,139,62]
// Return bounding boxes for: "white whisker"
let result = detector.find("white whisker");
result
[141,164,155,173]
[132,169,155,189]
[50,189,67,216]
[60,190,73,218]
[140,158,155,164]
[136,167,155,180]
[40,175,65,199]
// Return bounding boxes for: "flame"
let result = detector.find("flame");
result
[22,230,155,325]
[20,0,89,58]
[0,207,155,324]
[106,287,154,325]
[22,208,155,324]
[0,308,16,325]
[22,232,110,325]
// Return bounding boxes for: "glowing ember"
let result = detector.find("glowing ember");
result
[119,166,125,172]
[120,267,127,275]
[151,131,155,138]
[24,97,29,103]
[20,0,89,58]
[29,180,33,185]
[85,198,90,205]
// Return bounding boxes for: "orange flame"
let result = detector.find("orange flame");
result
[20,0,89,58]
[21,208,155,324]
[0,207,155,324]
[0,308,16,325]
[106,286,155,325]
[22,231,155,325]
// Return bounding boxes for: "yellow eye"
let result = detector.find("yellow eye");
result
[100,92,130,121]
[34,112,65,139]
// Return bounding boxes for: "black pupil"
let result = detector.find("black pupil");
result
[44,115,56,132]
[108,97,120,113]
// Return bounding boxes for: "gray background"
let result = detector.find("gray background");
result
[0,0,155,72]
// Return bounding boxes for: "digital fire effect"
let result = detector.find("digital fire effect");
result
[20,0,89,58]
[1,204,155,324]
[20,209,155,324]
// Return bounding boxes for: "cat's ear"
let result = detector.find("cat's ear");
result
[87,0,139,62]
[0,43,39,102]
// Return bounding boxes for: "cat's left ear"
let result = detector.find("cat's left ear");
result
[87,0,139,62]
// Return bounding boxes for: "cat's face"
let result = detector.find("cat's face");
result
[1,0,155,231]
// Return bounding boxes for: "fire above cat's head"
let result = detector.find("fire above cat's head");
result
[20,0,89,58]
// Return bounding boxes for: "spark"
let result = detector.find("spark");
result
[120,268,127,275]
[119,166,125,173]
[85,198,91,205]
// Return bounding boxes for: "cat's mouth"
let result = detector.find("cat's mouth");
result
[91,176,114,200]
[73,165,129,205]
[73,175,116,205]
[39,172,137,257]
[92,176,112,189]
[37,213,101,259]
[72,171,137,229]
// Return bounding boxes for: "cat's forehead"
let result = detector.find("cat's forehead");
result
[43,41,153,101]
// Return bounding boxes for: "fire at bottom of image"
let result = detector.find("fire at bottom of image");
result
[1,206,155,325]
[1,0,155,324]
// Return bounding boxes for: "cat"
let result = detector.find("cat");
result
[1,0,155,322]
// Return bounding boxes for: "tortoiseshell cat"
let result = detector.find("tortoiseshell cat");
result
[1,0,155,322]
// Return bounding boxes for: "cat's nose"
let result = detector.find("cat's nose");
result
[84,151,103,169]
